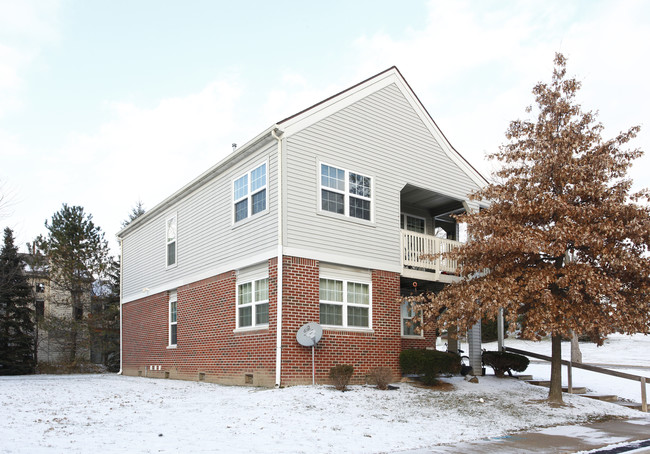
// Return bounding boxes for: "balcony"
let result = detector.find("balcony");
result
[400,230,462,283]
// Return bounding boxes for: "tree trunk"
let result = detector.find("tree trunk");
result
[570,331,582,363]
[548,334,564,404]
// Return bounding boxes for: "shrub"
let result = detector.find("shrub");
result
[399,349,461,385]
[368,367,393,390]
[482,351,529,377]
[329,364,354,390]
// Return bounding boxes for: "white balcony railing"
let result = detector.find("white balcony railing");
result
[400,231,461,275]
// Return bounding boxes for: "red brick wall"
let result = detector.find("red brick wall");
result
[122,256,409,386]
[279,261,402,385]
[122,261,278,386]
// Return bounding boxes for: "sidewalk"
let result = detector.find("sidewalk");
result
[400,417,650,453]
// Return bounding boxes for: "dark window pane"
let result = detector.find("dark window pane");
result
[235,199,248,222]
[319,303,342,326]
[239,306,252,327]
[347,306,369,327]
[349,173,371,198]
[171,324,177,345]
[350,197,371,220]
[36,300,44,319]
[252,189,266,215]
[322,190,344,214]
[167,241,176,266]
[256,303,269,325]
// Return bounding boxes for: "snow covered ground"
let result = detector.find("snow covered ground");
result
[1,334,648,454]
[0,374,644,453]
[482,333,650,402]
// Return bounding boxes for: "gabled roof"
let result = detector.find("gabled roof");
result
[118,67,487,238]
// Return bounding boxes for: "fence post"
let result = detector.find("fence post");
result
[642,377,647,412]
[567,361,573,394]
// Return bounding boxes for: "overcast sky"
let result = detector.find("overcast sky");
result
[1,0,649,255]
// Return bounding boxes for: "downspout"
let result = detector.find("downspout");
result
[271,128,284,387]
[118,238,123,375]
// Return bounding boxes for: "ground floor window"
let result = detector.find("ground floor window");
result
[169,290,178,346]
[237,277,269,329]
[319,278,371,329]
[401,300,423,337]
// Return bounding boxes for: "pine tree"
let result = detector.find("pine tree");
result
[35,204,111,364]
[416,54,650,404]
[0,227,36,374]
[121,200,146,228]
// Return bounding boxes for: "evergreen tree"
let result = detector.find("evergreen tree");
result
[121,200,146,228]
[0,227,36,374]
[35,204,111,364]
[415,54,650,404]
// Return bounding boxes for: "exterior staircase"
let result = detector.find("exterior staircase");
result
[516,375,646,411]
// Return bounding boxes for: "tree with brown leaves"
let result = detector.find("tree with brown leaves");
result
[416,53,650,404]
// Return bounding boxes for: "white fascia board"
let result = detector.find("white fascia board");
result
[121,248,277,304]
[118,125,280,239]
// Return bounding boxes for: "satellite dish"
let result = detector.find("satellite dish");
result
[296,322,323,347]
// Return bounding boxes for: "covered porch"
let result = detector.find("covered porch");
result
[399,184,467,283]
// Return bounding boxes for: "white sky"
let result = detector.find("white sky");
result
[1,0,649,255]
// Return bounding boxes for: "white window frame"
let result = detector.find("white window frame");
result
[401,300,424,338]
[165,213,178,269]
[400,213,426,234]
[318,161,374,222]
[232,161,269,225]
[319,276,372,330]
[235,275,270,331]
[169,290,178,347]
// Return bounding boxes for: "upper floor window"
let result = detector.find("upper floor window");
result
[320,163,372,221]
[35,283,45,293]
[166,214,177,267]
[400,214,426,234]
[233,163,267,223]
[236,277,269,329]
[319,278,371,329]
[169,290,178,346]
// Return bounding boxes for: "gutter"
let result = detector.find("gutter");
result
[118,238,123,375]
[271,128,284,387]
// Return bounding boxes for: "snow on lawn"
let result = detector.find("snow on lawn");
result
[482,333,650,403]
[0,373,644,454]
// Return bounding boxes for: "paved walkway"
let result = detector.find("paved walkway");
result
[400,417,650,453]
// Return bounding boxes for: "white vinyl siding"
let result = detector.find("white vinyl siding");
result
[285,83,481,269]
[121,143,277,301]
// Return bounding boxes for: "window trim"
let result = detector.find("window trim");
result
[235,276,270,331]
[400,213,427,234]
[318,161,374,223]
[232,160,269,225]
[319,276,372,330]
[401,300,424,338]
[169,290,178,347]
[165,213,178,269]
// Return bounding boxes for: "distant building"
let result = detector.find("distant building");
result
[21,254,92,364]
